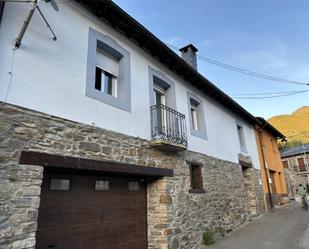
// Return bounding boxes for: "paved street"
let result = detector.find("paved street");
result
[207,203,309,249]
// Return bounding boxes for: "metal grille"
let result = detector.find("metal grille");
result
[150,104,187,146]
[190,164,203,190]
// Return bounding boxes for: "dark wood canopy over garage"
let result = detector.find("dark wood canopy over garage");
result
[20,151,173,249]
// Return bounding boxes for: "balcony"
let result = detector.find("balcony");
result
[150,104,187,151]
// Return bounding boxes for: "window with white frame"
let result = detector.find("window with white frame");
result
[237,123,247,153]
[187,92,207,139]
[190,105,198,131]
[95,49,119,97]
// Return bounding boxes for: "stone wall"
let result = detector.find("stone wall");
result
[284,156,308,198]
[0,103,264,249]
[241,167,265,217]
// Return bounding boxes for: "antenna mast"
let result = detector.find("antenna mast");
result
[15,0,37,48]
[14,0,58,48]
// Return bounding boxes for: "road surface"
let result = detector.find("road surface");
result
[207,203,309,249]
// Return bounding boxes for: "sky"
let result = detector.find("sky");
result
[113,0,309,119]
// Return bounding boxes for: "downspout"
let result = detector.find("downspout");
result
[0,1,4,27]
[257,124,273,210]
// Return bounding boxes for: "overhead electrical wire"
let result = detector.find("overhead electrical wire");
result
[232,90,309,99]
[166,43,309,87]
[231,90,304,96]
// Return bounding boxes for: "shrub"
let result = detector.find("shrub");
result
[202,229,215,246]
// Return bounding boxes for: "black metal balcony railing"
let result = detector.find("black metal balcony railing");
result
[150,104,187,147]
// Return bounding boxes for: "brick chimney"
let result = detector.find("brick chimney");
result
[179,44,198,70]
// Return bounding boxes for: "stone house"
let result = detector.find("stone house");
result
[281,144,309,198]
[0,1,265,249]
[255,118,288,209]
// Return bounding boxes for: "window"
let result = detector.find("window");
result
[153,87,167,133]
[49,178,71,191]
[95,180,111,191]
[95,49,119,97]
[298,158,306,172]
[149,68,178,140]
[189,164,204,193]
[153,87,166,106]
[86,28,131,112]
[237,123,247,153]
[190,106,198,131]
[149,68,175,109]
[95,68,118,97]
[282,160,289,169]
[187,92,207,139]
[128,181,140,191]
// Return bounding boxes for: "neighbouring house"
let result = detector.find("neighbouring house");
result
[281,144,309,198]
[255,118,288,209]
[0,1,265,249]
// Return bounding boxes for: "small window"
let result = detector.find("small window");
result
[128,181,140,191]
[282,160,289,169]
[95,180,111,191]
[187,92,207,139]
[49,178,70,191]
[237,124,247,153]
[189,164,204,193]
[191,106,198,131]
[298,158,306,172]
[95,68,118,97]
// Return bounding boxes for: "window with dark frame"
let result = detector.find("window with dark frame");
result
[297,158,306,172]
[282,160,289,169]
[189,164,204,193]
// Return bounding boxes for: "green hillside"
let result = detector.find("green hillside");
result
[268,106,309,148]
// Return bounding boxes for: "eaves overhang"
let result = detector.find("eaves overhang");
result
[256,117,286,140]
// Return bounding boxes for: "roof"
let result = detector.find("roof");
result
[179,44,198,53]
[76,0,260,126]
[281,144,309,157]
[256,117,286,140]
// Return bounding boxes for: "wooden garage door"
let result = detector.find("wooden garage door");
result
[36,171,147,249]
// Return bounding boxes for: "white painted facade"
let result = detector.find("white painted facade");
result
[0,2,260,168]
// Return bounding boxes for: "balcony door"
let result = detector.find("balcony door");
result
[154,88,166,135]
[154,88,166,106]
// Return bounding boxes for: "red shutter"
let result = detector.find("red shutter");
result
[282,161,289,169]
[298,158,306,172]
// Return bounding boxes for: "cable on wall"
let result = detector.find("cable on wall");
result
[2,47,16,104]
